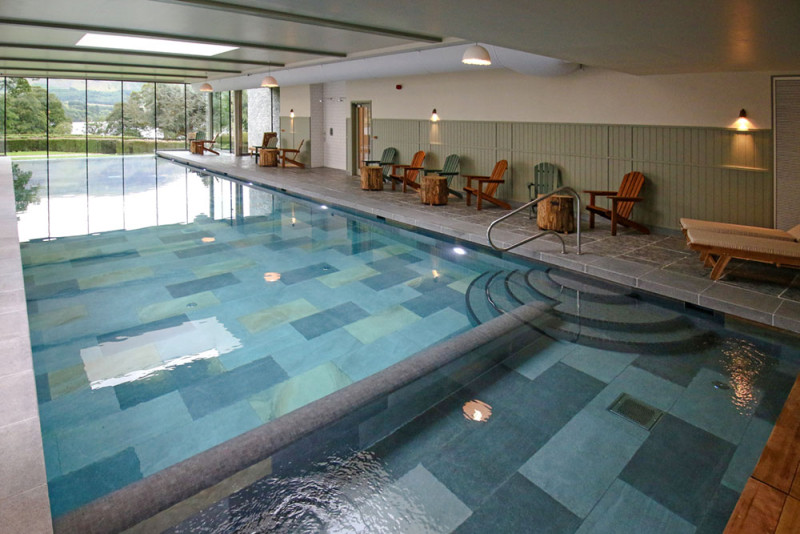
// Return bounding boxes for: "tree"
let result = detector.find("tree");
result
[102,83,207,139]
[12,163,40,213]
[5,78,70,134]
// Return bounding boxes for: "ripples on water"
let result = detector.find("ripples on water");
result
[719,337,772,415]
[180,451,439,533]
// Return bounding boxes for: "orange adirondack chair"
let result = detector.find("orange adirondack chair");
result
[585,171,648,235]
[280,139,305,168]
[389,150,425,192]
[463,160,510,210]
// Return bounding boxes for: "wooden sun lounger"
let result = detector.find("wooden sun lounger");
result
[680,218,800,242]
[684,228,800,280]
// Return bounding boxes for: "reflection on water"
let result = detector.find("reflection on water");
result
[719,337,771,415]
[175,452,438,534]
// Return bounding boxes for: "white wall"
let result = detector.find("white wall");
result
[322,82,348,170]
[344,67,773,129]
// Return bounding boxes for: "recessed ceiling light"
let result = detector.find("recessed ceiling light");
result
[76,33,238,57]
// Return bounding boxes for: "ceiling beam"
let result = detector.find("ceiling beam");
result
[158,0,443,43]
[0,16,345,58]
[0,66,203,79]
[0,56,241,74]
[0,42,282,67]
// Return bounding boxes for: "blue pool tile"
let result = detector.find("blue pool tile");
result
[69,249,140,267]
[25,279,80,301]
[619,413,736,525]
[159,231,212,244]
[755,369,796,423]
[329,239,386,256]
[360,266,421,291]
[166,272,240,298]
[290,301,369,340]
[367,253,423,273]
[721,416,773,492]
[35,372,51,403]
[97,314,189,344]
[136,399,262,477]
[561,345,638,384]
[114,370,178,410]
[455,473,580,534]
[179,356,289,419]
[402,285,466,317]
[394,464,473,532]
[576,479,694,534]
[273,328,363,378]
[173,242,232,259]
[264,236,312,251]
[47,447,142,518]
[39,387,121,433]
[694,485,740,534]
[280,262,339,285]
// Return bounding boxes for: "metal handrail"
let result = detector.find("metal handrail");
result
[487,186,582,254]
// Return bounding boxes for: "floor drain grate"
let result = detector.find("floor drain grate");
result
[608,393,663,430]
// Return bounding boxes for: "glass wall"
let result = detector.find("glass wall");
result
[87,80,124,233]
[0,77,236,157]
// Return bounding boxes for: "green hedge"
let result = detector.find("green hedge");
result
[6,137,187,154]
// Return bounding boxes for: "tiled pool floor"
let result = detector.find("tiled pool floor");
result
[166,316,800,533]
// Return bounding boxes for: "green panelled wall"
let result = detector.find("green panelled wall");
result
[368,119,773,231]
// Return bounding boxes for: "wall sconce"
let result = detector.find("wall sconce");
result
[735,109,751,131]
[430,108,440,122]
[462,44,491,66]
[289,109,295,118]
[199,82,213,92]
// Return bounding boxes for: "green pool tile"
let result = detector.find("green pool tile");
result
[317,265,379,288]
[191,258,256,278]
[29,304,88,331]
[47,364,89,400]
[248,361,352,423]
[77,265,154,290]
[447,277,473,294]
[344,305,421,345]
[137,291,221,323]
[238,298,318,334]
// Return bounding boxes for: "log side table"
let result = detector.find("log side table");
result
[258,148,279,167]
[537,194,575,233]
[361,166,384,190]
[420,175,449,205]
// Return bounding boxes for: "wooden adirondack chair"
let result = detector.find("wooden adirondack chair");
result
[424,154,462,198]
[389,150,425,192]
[196,133,220,155]
[585,171,648,235]
[527,162,561,217]
[464,160,510,210]
[279,139,305,168]
[364,147,397,181]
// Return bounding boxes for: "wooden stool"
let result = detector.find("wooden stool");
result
[190,140,203,154]
[258,148,278,167]
[537,194,575,233]
[361,166,383,190]
[420,175,449,205]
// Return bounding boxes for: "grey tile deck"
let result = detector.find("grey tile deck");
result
[160,151,800,335]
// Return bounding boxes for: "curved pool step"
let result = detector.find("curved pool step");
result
[465,267,715,354]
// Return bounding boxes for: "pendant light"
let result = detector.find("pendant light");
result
[261,74,278,88]
[462,44,491,66]
[199,82,213,92]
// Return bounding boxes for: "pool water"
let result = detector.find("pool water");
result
[20,157,537,518]
[166,270,800,533]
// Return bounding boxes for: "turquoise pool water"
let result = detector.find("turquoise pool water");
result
[19,156,537,518]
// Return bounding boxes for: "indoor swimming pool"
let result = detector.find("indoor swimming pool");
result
[17,156,800,533]
[18,156,540,519]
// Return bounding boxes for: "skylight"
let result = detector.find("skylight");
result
[76,33,238,56]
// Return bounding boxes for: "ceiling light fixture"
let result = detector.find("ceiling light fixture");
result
[289,109,295,118]
[430,108,440,122]
[462,44,491,66]
[261,74,278,88]
[76,33,238,56]
[199,82,213,92]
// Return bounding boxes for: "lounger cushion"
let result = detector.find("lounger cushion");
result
[679,218,796,241]
[685,229,800,258]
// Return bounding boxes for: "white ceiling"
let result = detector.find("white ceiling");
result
[1,0,799,85]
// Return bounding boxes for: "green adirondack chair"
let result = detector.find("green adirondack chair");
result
[364,147,397,181]
[527,162,562,217]
[424,154,462,198]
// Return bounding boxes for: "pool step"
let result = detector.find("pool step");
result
[466,267,714,354]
